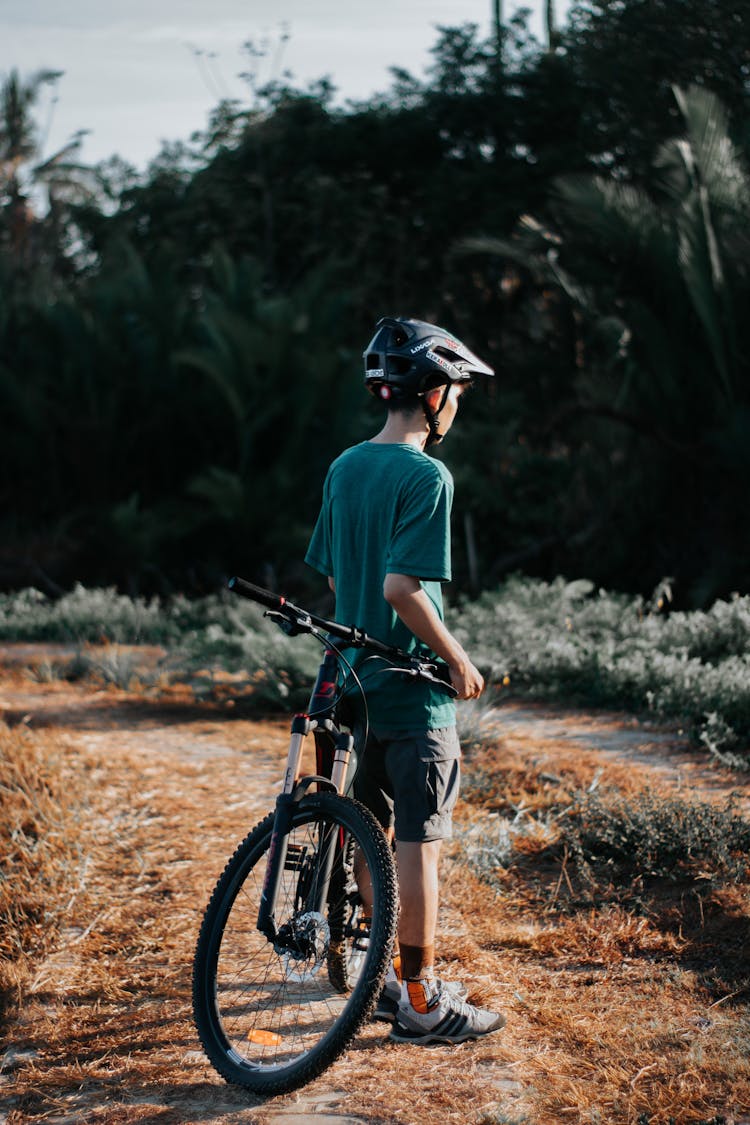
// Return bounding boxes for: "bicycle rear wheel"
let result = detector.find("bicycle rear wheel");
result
[192,792,397,1095]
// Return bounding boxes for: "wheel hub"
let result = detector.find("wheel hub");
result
[277,911,330,981]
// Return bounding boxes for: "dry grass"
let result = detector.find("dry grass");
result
[0,722,87,1027]
[448,733,750,1124]
[1,665,749,1124]
[441,855,750,1124]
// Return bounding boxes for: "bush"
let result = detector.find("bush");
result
[450,576,750,761]
[3,577,750,751]
[0,584,321,710]
[0,585,188,644]
[457,782,750,896]
[175,613,319,709]
[562,791,750,885]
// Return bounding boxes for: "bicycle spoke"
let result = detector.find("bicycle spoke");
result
[193,794,397,1091]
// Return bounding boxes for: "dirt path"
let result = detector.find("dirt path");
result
[1,650,747,1124]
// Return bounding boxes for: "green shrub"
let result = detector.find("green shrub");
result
[449,576,750,761]
[562,791,750,885]
[175,614,319,708]
[0,585,189,644]
[457,785,750,893]
[0,585,320,710]
[456,813,556,880]
[3,578,750,751]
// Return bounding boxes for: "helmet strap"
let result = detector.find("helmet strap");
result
[421,384,452,447]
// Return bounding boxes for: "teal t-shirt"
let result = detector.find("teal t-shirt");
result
[305,441,456,732]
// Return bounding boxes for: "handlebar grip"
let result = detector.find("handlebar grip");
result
[227,576,286,611]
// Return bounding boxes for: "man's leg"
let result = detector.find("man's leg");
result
[395,839,441,976]
[389,834,505,1042]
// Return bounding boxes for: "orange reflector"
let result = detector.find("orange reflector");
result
[247,1028,282,1047]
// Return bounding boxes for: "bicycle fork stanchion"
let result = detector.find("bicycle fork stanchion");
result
[256,715,309,942]
[256,794,294,943]
[257,715,354,943]
[330,731,354,796]
[305,733,351,903]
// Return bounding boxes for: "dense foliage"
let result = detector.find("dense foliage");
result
[1,578,748,762]
[454,576,750,763]
[2,0,750,604]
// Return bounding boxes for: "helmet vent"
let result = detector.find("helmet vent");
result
[433,346,462,364]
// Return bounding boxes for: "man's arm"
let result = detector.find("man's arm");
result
[383,573,484,701]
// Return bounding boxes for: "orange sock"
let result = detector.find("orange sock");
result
[405,978,439,1014]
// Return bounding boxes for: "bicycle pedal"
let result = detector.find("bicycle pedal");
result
[352,917,372,951]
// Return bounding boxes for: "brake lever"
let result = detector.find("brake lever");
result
[264,609,313,637]
[391,660,458,697]
[418,661,459,696]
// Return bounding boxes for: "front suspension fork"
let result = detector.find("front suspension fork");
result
[256,714,354,944]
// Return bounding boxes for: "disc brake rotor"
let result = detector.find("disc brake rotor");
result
[279,911,330,982]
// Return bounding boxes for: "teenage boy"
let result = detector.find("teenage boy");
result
[305,316,505,1045]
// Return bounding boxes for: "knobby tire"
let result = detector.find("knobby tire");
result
[192,792,398,1095]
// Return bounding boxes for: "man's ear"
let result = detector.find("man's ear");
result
[423,386,444,412]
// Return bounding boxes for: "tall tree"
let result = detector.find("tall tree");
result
[468,85,750,602]
[0,68,94,268]
[560,0,750,179]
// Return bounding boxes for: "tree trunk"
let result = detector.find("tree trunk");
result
[464,511,480,595]
[545,0,560,51]
[493,0,503,71]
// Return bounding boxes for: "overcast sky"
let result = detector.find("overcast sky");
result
[1,0,572,171]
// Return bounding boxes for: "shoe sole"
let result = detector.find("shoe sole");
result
[389,1014,506,1045]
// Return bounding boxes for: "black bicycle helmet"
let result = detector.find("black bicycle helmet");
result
[363,316,494,400]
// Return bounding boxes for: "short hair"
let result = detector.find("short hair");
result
[375,375,449,415]
[385,392,422,415]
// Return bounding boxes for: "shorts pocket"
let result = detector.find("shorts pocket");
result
[418,731,461,819]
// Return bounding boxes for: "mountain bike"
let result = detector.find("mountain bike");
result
[192,576,457,1095]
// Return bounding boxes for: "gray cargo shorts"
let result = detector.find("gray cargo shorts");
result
[350,725,461,843]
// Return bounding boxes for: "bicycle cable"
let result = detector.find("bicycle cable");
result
[307,629,370,749]
[308,631,445,794]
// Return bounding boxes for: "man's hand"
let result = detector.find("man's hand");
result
[448,658,484,701]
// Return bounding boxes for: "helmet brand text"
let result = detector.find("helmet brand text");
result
[428,351,454,372]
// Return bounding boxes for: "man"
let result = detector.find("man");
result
[305,316,505,1045]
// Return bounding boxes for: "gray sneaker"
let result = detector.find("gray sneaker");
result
[373,977,468,1023]
[389,981,505,1044]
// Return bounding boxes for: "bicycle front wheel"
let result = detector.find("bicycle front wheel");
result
[192,792,398,1095]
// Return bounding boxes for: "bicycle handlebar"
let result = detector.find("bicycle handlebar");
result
[227,575,457,695]
[228,575,409,657]
[227,577,287,612]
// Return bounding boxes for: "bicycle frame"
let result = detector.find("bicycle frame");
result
[226,576,456,950]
